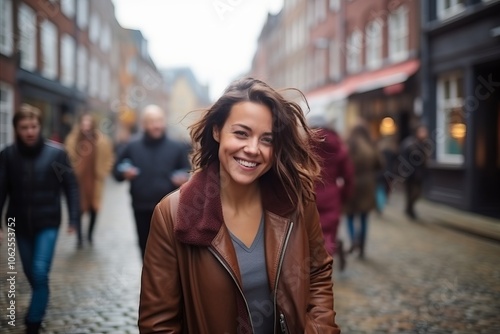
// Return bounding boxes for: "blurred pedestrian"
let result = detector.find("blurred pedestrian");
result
[0,104,80,334]
[376,133,399,214]
[309,114,354,271]
[65,113,115,248]
[344,122,383,259]
[113,105,191,259]
[139,78,340,333]
[399,124,429,220]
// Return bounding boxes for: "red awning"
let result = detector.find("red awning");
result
[307,59,420,103]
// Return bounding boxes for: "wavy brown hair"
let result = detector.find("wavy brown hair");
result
[189,77,321,217]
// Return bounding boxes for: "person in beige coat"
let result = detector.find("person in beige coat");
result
[343,123,383,258]
[65,113,114,248]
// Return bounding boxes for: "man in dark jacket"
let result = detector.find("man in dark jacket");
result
[0,104,80,334]
[113,105,190,259]
[399,124,430,220]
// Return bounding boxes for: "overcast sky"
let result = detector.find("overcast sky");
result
[112,0,283,100]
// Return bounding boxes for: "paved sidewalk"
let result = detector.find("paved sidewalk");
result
[386,189,500,241]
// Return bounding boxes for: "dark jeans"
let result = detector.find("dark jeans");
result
[405,179,422,216]
[133,209,153,260]
[346,213,368,248]
[77,209,97,244]
[17,228,59,323]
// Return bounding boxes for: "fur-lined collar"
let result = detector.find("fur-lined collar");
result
[174,162,296,246]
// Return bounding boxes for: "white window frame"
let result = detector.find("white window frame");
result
[0,82,14,150]
[76,0,88,29]
[76,45,88,92]
[437,0,465,20]
[89,13,100,44]
[100,23,111,52]
[388,5,409,63]
[18,4,37,71]
[436,72,465,164]
[61,0,76,18]
[0,0,13,55]
[346,30,362,74]
[366,19,383,70]
[41,20,58,80]
[61,34,75,87]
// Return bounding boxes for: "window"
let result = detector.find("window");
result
[329,39,340,81]
[0,0,13,55]
[437,72,465,164]
[89,13,100,44]
[315,0,327,25]
[100,66,110,101]
[76,0,88,29]
[61,0,75,18]
[388,6,409,63]
[41,20,58,80]
[346,30,362,74]
[366,19,383,70]
[61,34,75,87]
[89,56,99,97]
[0,82,14,150]
[77,46,88,92]
[329,0,340,12]
[100,24,111,52]
[437,0,465,20]
[18,4,37,71]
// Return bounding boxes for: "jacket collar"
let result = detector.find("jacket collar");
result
[174,162,296,246]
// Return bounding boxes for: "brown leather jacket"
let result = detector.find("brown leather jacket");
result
[139,163,340,333]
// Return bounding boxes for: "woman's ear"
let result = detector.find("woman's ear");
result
[213,126,220,143]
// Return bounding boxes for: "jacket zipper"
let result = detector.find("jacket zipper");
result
[273,221,294,334]
[208,248,255,333]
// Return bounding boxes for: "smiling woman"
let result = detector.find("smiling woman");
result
[138,77,341,334]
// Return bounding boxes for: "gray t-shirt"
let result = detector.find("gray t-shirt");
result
[230,217,274,333]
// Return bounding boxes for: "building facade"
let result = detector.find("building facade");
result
[421,0,500,217]
[0,0,166,150]
[161,67,210,142]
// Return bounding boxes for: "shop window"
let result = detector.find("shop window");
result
[0,82,14,150]
[437,72,465,164]
[0,0,13,56]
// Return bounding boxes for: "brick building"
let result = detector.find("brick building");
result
[0,0,166,150]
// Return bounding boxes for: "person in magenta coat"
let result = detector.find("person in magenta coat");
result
[310,115,354,271]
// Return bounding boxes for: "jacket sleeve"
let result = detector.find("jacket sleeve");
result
[304,202,341,333]
[100,135,115,179]
[139,196,183,333]
[59,150,81,228]
[112,142,130,182]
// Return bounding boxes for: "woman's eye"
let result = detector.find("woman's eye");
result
[234,131,248,137]
[261,137,273,144]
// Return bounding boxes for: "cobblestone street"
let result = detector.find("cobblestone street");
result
[1,179,500,333]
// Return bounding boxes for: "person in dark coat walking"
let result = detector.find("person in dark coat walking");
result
[344,122,383,258]
[113,105,191,259]
[0,104,80,334]
[399,124,429,220]
[309,114,354,271]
